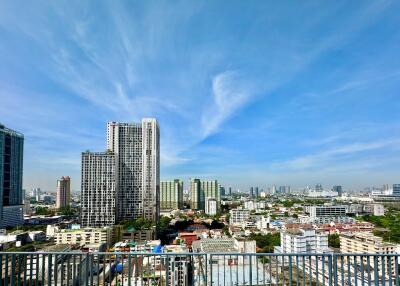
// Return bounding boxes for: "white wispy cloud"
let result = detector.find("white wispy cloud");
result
[201,71,257,137]
[272,138,400,171]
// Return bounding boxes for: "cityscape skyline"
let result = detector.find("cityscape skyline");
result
[1,2,400,191]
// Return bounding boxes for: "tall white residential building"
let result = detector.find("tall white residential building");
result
[190,179,220,211]
[277,228,329,254]
[205,197,217,216]
[160,179,183,210]
[229,208,250,226]
[81,152,116,228]
[107,119,160,222]
[56,176,71,209]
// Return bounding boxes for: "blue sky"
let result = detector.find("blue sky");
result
[1,1,400,192]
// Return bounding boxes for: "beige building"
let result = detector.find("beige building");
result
[56,176,71,209]
[160,179,183,210]
[340,232,397,276]
[54,227,112,246]
[190,179,220,211]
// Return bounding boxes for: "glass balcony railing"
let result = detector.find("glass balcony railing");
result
[0,252,399,285]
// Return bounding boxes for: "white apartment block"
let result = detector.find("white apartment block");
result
[229,208,250,226]
[277,228,329,254]
[81,119,160,228]
[107,119,160,222]
[205,197,217,216]
[371,203,385,216]
[81,152,116,228]
[244,200,266,211]
[306,205,351,224]
[256,216,271,231]
[160,179,183,210]
[54,227,113,246]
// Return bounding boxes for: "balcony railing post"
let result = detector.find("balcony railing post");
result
[333,254,338,286]
[374,255,379,286]
[328,254,332,286]
[0,253,3,286]
[85,253,89,286]
[10,254,15,286]
[209,254,213,286]
[249,254,252,286]
[47,253,52,286]
[128,253,132,286]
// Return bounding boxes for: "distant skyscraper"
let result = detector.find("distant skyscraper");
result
[190,179,201,210]
[30,187,41,198]
[81,118,160,228]
[333,185,343,197]
[255,187,259,198]
[56,176,71,209]
[249,187,254,198]
[228,187,232,196]
[220,186,226,197]
[271,185,276,195]
[190,179,220,211]
[81,152,116,227]
[160,179,183,210]
[0,124,24,228]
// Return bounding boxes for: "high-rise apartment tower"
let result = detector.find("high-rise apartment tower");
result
[81,119,160,227]
[56,176,71,209]
[0,124,24,228]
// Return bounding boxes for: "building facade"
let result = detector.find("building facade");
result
[81,152,116,228]
[340,232,396,276]
[81,119,160,227]
[0,124,24,228]
[190,179,220,211]
[306,205,348,223]
[107,119,160,222]
[54,227,112,246]
[393,184,400,196]
[229,208,250,226]
[56,176,71,209]
[205,197,217,216]
[278,228,329,254]
[160,179,183,210]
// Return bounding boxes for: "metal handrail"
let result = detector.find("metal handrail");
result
[0,252,398,286]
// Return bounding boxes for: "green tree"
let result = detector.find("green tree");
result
[328,233,340,248]
[158,216,172,231]
[249,233,280,253]
[59,207,75,216]
[35,206,53,215]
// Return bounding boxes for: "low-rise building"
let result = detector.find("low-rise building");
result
[54,227,112,246]
[28,231,46,242]
[340,232,397,276]
[305,205,353,224]
[229,208,250,226]
[276,228,330,254]
[192,238,256,265]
